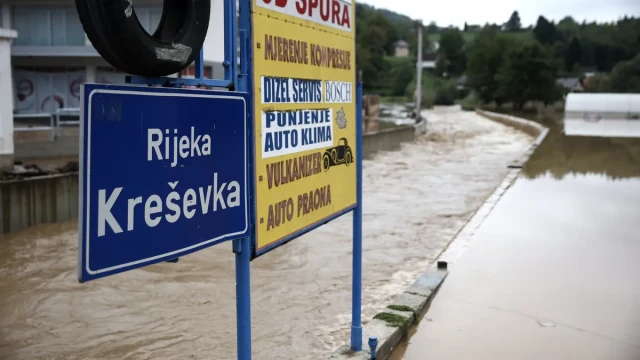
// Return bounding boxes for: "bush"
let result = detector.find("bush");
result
[433,79,457,105]
[385,56,416,96]
[405,74,458,107]
[422,89,436,109]
[459,92,479,111]
[457,87,471,99]
[405,79,436,109]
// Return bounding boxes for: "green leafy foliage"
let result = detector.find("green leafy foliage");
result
[438,29,467,76]
[564,37,582,72]
[354,4,640,106]
[466,29,518,105]
[355,3,426,93]
[504,11,522,32]
[587,54,640,93]
[459,92,479,111]
[384,56,416,96]
[533,16,562,46]
[405,73,459,107]
[495,42,562,109]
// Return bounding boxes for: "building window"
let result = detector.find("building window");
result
[12,6,85,46]
[135,6,163,35]
[13,67,85,114]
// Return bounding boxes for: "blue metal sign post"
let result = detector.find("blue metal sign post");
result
[78,0,364,358]
[236,1,253,359]
[351,81,364,351]
[78,84,249,282]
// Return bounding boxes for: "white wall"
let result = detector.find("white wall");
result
[202,0,225,64]
[0,28,17,167]
[564,93,640,138]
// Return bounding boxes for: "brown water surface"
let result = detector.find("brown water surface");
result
[393,117,640,360]
[0,107,533,360]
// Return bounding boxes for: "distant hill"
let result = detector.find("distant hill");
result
[429,30,533,45]
[377,8,415,25]
[356,3,417,26]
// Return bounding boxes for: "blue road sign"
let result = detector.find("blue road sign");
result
[78,84,249,282]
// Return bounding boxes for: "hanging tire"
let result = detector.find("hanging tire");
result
[75,0,211,77]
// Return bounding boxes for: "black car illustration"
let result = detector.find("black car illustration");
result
[323,137,353,171]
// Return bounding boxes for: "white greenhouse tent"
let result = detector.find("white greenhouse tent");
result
[564,93,640,138]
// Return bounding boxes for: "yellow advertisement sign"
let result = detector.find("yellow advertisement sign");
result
[252,0,356,254]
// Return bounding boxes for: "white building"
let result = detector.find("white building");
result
[564,93,640,138]
[0,0,229,116]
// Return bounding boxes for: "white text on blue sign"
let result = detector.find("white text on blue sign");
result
[261,76,353,104]
[262,76,322,104]
[97,126,243,237]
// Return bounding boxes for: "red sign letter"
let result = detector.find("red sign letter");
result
[296,0,306,13]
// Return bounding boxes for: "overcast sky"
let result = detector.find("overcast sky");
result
[359,0,640,28]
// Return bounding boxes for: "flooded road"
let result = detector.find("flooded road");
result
[395,119,640,360]
[0,107,533,360]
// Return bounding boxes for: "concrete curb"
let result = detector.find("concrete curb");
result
[432,110,550,267]
[325,110,550,360]
[325,268,448,360]
[476,109,549,169]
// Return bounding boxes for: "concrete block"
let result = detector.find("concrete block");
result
[363,126,415,159]
[388,292,427,314]
[405,269,447,298]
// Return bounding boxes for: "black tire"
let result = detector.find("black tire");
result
[76,0,211,77]
[75,0,135,74]
[345,151,352,166]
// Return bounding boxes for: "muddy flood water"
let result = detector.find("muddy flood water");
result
[393,115,640,360]
[0,107,533,360]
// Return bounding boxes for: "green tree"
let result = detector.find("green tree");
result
[355,5,394,90]
[386,57,416,96]
[564,37,582,72]
[426,21,439,34]
[438,29,466,75]
[571,63,581,76]
[409,26,431,56]
[608,54,640,93]
[504,11,522,32]
[533,16,561,46]
[557,16,579,36]
[496,42,562,109]
[466,28,516,105]
[435,53,449,77]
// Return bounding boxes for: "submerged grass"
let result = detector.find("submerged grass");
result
[374,311,414,339]
[374,312,409,328]
[387,305,414,313]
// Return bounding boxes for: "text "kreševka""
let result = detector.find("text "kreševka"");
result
[96,127,243,237]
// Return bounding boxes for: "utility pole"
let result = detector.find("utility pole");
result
[415,23,423,119]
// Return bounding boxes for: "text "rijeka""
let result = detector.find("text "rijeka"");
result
[148,127,212,167]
